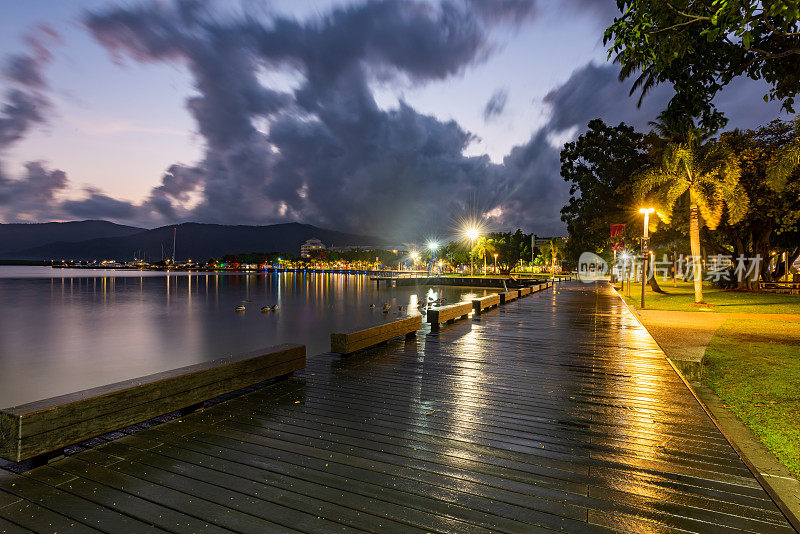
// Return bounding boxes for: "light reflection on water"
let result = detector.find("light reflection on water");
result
[0,266,489,406]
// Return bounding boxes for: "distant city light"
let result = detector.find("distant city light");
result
[427,241,439,251]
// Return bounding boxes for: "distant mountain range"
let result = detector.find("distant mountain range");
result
[0,221,387,261]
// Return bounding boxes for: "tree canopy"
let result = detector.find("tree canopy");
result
[605,0,800,130]
[560,119,654,261]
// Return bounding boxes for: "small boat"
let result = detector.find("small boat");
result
[271,304,279,311]
[382,303,391,313]
[260,306,271,313]
[369,303,376,310]
[235,305,246,312]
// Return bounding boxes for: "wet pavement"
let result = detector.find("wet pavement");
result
[0,281,794,532]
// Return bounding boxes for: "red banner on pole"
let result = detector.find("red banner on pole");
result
[610,223,625,251]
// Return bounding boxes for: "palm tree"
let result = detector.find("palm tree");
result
[539,239,564,274]
[635,132,746,303]
[766,117,800,191]
[472,237,493,275]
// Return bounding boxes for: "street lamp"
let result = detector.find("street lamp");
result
[465,228,479,276]
[427,241,439,274]
[493,253,498,274]
[639,208,654,308]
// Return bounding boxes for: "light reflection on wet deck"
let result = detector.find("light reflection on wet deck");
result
[0,281,794,532]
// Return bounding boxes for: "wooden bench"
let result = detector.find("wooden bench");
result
[500,290,519,304]
[0,344,305,463]
[331,315,421,355]
[472,294,500,314]
[518,287,531,297]
[427,301,472,328]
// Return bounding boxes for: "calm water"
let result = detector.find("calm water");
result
[0,266,490,407]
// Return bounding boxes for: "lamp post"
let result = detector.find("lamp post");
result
[639,208,654,309]
[493,253,498,275]
[466,228,479,276]
[427,241,438,275]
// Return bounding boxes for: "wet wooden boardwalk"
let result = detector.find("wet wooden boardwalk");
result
[0,282,795,533]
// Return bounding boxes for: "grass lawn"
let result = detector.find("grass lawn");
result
[703,318,800,477]
[618,280,800,314]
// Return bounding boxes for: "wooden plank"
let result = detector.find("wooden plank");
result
[0,344,305,462]
[500,290,519,304]
[472,294,500,314]
[426,301,472,325]
[518,287,531,297]
[13,358,303,461]
[1,281,793,533]
[331,315,421,354]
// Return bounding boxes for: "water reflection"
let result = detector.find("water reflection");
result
[0,266,490,406]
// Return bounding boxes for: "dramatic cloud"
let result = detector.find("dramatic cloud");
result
[0,0,786,237]
[79,0,521,237]
[0,26,68,222]
[0,161,68,222]
[483,88,508,122]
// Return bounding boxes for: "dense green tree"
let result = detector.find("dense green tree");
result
[540,238,565,273]
[486,230,528,274]
[635,132,747,302]
[719,120,800,285]
[560,119,654,262]
[471,237,494,274]
[605,0,800,130]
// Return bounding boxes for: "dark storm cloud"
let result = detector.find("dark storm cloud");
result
[1,0,784,236]
[82,0,515,237]
[0,89,48,148]
[4,55,47,88]
[0,26,70,222]
[464,0,537,25]
[495,61,785,234]
[483,88,508,121]
[0,162,68,222]
[542,62,673,133]
[0,26,60,149]
[62,189,139,220]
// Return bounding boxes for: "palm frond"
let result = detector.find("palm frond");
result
[724,181,749,224]
[766,138,800,191]
[693,183,724,229]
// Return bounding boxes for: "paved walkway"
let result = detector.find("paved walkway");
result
[635,310,728,364]
[0,282,794,532]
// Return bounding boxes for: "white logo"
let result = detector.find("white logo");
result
[578,252,609,282]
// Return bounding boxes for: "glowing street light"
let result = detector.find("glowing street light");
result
[427,241,439,275]
[410,251,419,270]
[465,227,479,276]
[639,208,655,308]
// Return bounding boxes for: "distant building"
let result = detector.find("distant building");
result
[300,238,326,258]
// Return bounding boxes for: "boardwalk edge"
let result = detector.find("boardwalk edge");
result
[609,282,800,532]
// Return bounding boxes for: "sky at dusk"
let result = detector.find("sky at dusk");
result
[0,0,789,240]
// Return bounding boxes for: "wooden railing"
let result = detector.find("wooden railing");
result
[331,315,421,355]
[427,301,473,328]
[0,344,305,462]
